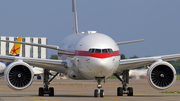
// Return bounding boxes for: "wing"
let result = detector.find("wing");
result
[0,55,68,73]
[116,39,144,45]
[0,39,74,53]
[116,53,180,72]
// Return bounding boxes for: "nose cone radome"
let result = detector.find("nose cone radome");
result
[90,57,114,77]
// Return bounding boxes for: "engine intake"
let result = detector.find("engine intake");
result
[4,60,34,90]
[147,61,176,90]
[151,65,173,87]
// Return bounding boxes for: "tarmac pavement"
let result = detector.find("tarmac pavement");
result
[0,78,179,101]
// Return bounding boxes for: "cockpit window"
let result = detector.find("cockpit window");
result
[88,49,95,54]
[108,49,113,54]
[95,49,101,53]
[88,48,113,54]
[102,49,108,53]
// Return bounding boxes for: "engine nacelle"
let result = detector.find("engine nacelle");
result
[4,60,34,90]
[147,60,176,90]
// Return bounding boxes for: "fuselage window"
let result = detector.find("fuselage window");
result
[88,48,114,54]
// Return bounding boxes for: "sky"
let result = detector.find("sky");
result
[0,0,180,58]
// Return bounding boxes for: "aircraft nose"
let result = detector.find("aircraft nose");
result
[90,58,114,77]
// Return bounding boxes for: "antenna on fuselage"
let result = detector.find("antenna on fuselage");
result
[72,0,79,34]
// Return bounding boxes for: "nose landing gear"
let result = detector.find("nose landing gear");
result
[114,70,133,96]
[94,77,105,97]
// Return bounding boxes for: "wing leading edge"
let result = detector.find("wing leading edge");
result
[116,53,180,73]
[116,39,144,45]
[0,55,68,73]
[0,39,74,53]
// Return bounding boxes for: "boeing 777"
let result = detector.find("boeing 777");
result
[0,0,179,97]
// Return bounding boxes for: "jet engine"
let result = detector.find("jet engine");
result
[147,60,176,90]
[4,60,34,90]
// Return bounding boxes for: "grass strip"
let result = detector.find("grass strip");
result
[177,75,180,80]
[162,91,180,93]
[109,76,117,79]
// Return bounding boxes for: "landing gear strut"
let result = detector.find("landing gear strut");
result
[39,69,59,96]
[94,77,105,97]
[114,70,133,96]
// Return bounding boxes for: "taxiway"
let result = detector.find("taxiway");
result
[0,78,179,101]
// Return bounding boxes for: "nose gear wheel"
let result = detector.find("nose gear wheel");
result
[94,77,105,97]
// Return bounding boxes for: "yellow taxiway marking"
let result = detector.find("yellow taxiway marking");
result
[80,94,118,101]
[99,97,119,101]
[51,82,55,84]
[31,97,55,99]
[134,94,145,95]
[64,83,85,88]
[65,83,70,86]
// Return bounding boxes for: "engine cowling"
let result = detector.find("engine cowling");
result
[4,60,34,90]
[147,60,176,90]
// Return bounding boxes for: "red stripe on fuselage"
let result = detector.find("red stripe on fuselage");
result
[75,50,120,59]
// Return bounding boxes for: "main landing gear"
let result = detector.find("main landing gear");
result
[94,77,105,97]
[39,69,59,96]
[114,70,133,96]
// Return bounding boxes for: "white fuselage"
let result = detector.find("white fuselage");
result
[59,33,120,80]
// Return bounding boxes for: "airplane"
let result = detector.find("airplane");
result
[0,0,179,97]
[0,36,22,76]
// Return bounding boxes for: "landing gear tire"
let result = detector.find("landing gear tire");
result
[100,89,104,97]
[117,87,123,96]
[49,87,54,96]
[114,70,134,97]
[38,69,59,96]
[94,89,98,97]
[127,87,133,96]
[39,87,44,96]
